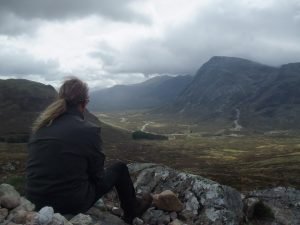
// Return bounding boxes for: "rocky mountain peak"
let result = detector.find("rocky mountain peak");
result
[206,56,259,65]
[196,56,276,80]
[278,62,300,78]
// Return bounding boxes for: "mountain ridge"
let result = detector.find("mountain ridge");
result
[161,56,300,131]
[89,75,193,112]
[0,78,130,143]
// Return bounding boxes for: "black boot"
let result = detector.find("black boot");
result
[123,193,153,224]
[134,193,153,217]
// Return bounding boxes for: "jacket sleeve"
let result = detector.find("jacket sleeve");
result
[86,127,106,184]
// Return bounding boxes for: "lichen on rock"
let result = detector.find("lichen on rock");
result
[0,163,299,225]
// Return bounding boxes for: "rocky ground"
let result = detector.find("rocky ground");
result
[0,163,299,225]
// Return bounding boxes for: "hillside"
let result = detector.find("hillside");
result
[164,56,300,131]
[0,79,57,141]
[240,62,300,130]
[89,75,193,112]
[0,79,130,143]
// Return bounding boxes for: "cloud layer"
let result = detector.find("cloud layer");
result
[0,0,147,22]
[0,0,299,88]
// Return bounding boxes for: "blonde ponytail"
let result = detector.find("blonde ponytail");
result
[32,98,67,133]
[32,77,88,133]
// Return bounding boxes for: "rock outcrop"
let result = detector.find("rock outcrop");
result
[0,163,299,225]
[243,187,300,225]
[129,163,243,225]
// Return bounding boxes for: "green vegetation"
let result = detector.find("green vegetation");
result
[3,175,26,195]
[1,110,300,194]
[0,79,57,140]
[132,130,168,140]
[96,112,300,192]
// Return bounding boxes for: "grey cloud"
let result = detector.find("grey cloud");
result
[89,42,118,66]
[0,0,150,36]
[170,0,300,66]
[101,0,300,75]
[0,12,41,35]
[0,0,149,23]
[0,48,59,77]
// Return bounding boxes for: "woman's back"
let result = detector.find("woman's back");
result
[26,106,104,213]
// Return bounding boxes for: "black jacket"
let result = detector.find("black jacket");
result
[26,107,105,213]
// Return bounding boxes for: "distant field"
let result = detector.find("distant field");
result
[1,111,300,193]
[96,111,300,191]
[96,111,241,135]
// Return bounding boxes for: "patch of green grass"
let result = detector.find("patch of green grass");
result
[4,175,26,195]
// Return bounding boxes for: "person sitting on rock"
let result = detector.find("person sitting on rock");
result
[26,77,152,223]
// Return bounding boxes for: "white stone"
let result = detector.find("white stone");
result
[38,206,54,225]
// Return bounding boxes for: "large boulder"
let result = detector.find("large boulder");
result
[128,163,244,225]
[0,184,21,209]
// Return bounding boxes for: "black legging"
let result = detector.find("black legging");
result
[94,162,137,218]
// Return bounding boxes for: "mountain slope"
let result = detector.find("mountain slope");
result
[166,56,300,130]
[0,79,57,139]
[0,79,130,142]
[240,62,300,130]
[89,75,193,112]
[172,56,278,119]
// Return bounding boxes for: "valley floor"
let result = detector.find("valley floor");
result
[0,111,300,193]
[97,111,300,192]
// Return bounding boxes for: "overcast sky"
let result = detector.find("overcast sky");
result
[0,0,299,89]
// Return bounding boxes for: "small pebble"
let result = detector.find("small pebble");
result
[133,217,144,225]
[170,212,177,221]
[0,208,8,222]
[12,209,27,224]
[111,207,123,216]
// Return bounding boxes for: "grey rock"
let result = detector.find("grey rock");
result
[10,209,27,224]
[86,211,127,225]
[169,212,177,221]
[142,208,164,224]
[49,213,71,225]
[38,206,54,225]
[86,206,103,218]
[112,206,124,217]
[5,222,22,225]
[243,197,260,219]
[0,184,21,209]
[93,198,107,211]
[169,219,184,225]
[7,197,35,220]
[18,197,35,211]
[25,211,39,225]
[0,208,8,223]
[129,163,243,225]
[133,217,144,225]
[1,162,16,171]
[61,214,75,221]
[183,191,200,215]
[70,213,93,225]
[247,187,300,225]
[158,214,170,224]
